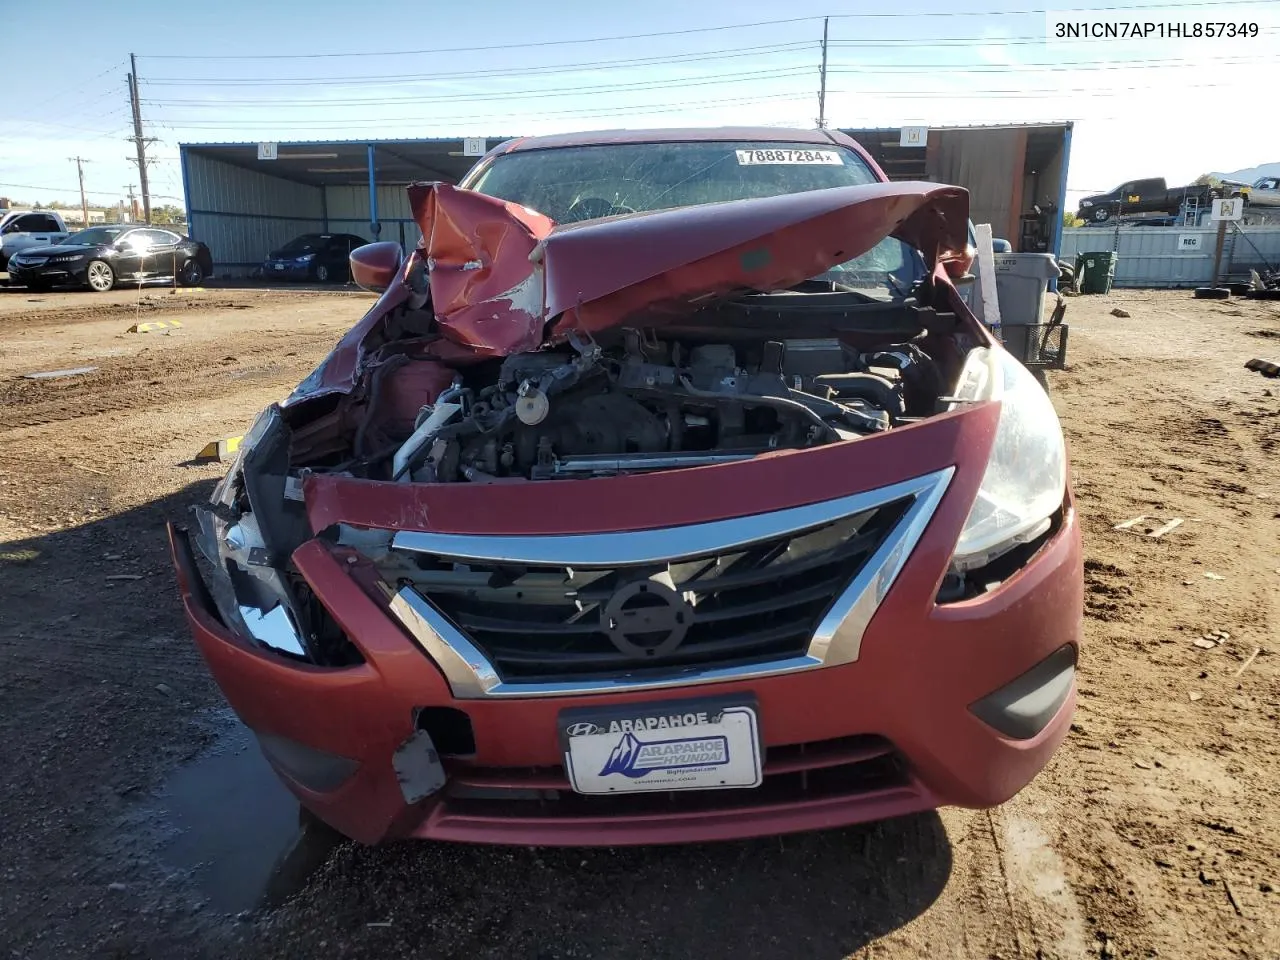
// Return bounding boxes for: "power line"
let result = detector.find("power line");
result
[141,65,818,108]
[0,181,182,201]
[137,0,1268,60]
[140,27,1280,87]
[150,77,1239,133]
[147,89,820,131]
[5,59,127,118]
[141,50,1279,108]
[139,41,815,86]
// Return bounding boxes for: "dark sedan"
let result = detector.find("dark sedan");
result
[6,225,214,292]
[261,233,366,283]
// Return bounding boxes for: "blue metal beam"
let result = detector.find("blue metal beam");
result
[368,144,380,239]
[180,146,194,238]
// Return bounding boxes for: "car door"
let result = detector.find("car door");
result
[338,234,363,278]
[139,228,182,278]
[112,229,148,279]
[320,236,345,276]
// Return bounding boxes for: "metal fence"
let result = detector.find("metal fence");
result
[1061,225,1280,287]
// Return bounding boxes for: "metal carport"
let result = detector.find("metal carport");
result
[181,123,1072,276]
[179,138,513,277]
[845,123,1073,257]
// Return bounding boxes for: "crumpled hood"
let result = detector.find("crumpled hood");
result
[285,179,971,404]
[409,180,970,357]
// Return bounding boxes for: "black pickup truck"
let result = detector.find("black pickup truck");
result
[1076,177,1240,224]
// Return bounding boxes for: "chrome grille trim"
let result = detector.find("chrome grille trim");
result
[387,467,954,698]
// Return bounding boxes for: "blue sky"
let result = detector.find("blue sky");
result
[4,0,1278,212]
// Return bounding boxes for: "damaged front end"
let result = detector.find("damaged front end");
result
[184,179,1059,670]
[168,171,1079,844]
[191,407,356,664]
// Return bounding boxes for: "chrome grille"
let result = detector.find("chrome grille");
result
[392,499,910,683]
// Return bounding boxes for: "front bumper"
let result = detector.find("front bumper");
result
[6,262,84,286]
[169,405,1082,846]
[262,259,312,279]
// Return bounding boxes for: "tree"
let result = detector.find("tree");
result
[151,204,186,225]
[1062,210,1084,228]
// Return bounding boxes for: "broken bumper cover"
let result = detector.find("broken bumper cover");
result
[167,418,1081,847]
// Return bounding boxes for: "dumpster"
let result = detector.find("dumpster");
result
[1075,251,1117,295]
[993,254,1065,368]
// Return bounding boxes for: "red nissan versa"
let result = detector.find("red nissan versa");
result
[168,127,1082,846]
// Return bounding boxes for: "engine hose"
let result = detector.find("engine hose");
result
[676,376,839,442]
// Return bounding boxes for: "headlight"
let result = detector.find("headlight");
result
[948,347,1066,571]
[195,407,309,658]
[1079,199,1093,207]
[295,253,315,263]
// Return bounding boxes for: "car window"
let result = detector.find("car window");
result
[141,229,180,245]
[65,226,127,245]
[15,214,62,232]
[279,234,325,254]
[466,141,921,300]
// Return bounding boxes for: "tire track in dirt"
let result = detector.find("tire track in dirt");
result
[0,331,331,431]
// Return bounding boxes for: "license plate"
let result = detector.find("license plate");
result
[273,263,285,271]
[559,697,762,795]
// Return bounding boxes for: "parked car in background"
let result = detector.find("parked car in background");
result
[171,127,1080,848]
[261,233,366,283]
[6,224,213,292]
[1076,177,1240,223]
[0,209,70,272]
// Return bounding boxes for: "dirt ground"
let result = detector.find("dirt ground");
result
[0,282,1276,960]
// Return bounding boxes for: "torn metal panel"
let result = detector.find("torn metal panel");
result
[409,182,552,357]
[392,729,447,804]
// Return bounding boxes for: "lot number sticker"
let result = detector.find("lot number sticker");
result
[735,149,843,165]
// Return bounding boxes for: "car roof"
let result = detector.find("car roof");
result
[492,126,859,156]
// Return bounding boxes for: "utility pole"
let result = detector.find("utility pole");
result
[816,17,830,129]
[124,185,137,222]
[69,156,90,230]
[126,53,154,224]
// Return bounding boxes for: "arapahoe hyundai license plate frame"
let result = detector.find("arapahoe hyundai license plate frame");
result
[558,695,763,795]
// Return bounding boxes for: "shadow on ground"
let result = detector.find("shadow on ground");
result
[253,811,951,960]
[1,480,952,960]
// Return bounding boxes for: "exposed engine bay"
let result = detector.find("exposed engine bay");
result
[189,179,995,664]
[390,327,945,483]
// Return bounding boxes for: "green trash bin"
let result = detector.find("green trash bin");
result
[1075,251,1117,295]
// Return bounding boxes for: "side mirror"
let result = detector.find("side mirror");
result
[350,241,403,294]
